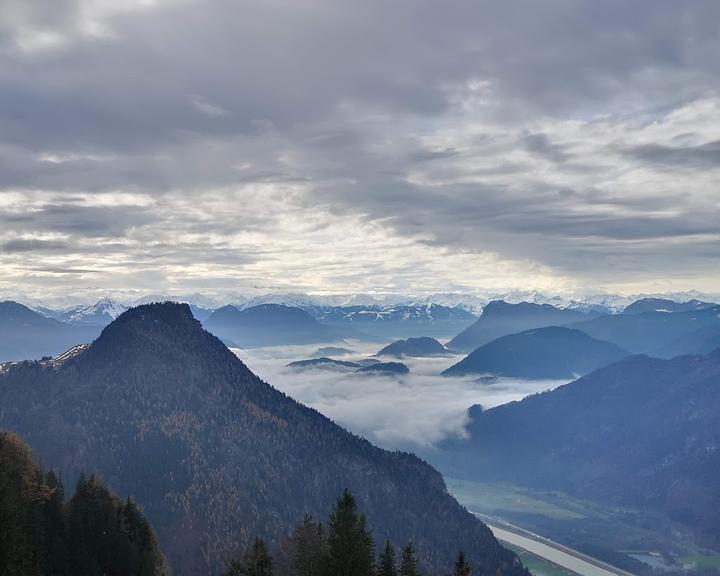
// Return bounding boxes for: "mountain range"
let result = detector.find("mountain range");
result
[442,326,629,379]
[0,303,526,576]
[203,303,337,347]
[0,301,100,363]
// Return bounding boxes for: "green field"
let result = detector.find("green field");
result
[446,478,586,520]
[681,554,720,572]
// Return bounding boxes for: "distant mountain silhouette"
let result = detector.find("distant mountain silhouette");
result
[287,357,361,370]
[0,303,525,576]
[314,346,354,356]
[433,350,720,547]
[0,301,99,362]
[357,361,410,375]
[60,298,128,326]
[443,327,629,379]
[315,304,477,341]
[204,303,337,347]
[621,297,715,315]
[571,305,720,353]
[377,336,449,358]
[446,301,591,352]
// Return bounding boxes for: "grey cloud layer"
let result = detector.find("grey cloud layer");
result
[1,0,719,296]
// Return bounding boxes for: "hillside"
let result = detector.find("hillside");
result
[376,336,449,358]
[0,431,167,576]
[443,327,629,379]
[203,303,337,347]
[0,303,526,576]
[446,301,591,352]
[433,351,720,546]
[0,301,99,363]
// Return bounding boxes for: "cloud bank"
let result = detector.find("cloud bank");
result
[235,343,567,450]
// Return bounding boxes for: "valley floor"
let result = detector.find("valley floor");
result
[446,478,720,576]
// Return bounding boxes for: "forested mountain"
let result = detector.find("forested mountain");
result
[654,325,720,358]
[442,327,629,379]
[0,431,167,576]
[0,301,99,363]
[570,305,720,353]
[204,303,338,347]
[376,337,449,358]
[446,301,591,352]
[433,351,720,546]
[0,303,525,576]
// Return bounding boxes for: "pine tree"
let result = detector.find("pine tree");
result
[225,538,274,576]
[377,540,397,576]
[399,543,420,576]
[453,551,470,576]
[327,489,375,576]
[291,515,328,576]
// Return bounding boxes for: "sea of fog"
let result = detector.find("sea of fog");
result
[232,341,569,451]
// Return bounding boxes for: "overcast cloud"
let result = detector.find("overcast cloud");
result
[1,0,719,299]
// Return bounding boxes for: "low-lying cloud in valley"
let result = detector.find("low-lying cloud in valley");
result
[233,343,568,450]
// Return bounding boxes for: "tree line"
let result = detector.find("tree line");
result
[225,489,472,576]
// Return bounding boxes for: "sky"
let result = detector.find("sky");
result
[1,0,719,301]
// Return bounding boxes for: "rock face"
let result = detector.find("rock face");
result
[447,301,590,352]
[434,350,720,547]
[203,303,337,347]
[442,326,629,379]
[0,303,526,576]
[377,336,449,358]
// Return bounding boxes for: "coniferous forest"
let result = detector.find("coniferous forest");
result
[224,489,472,576]
[0,432,168,576]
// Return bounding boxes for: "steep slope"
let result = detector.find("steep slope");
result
[61,298,129,326]
[447,301,591,352]
[0,301,99,363]
[571,305,720,353]
[377,336,449,358]
[0,303,525,576]
[443,327,629,379]
[433,351,720,546]
[204,303,337,347]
